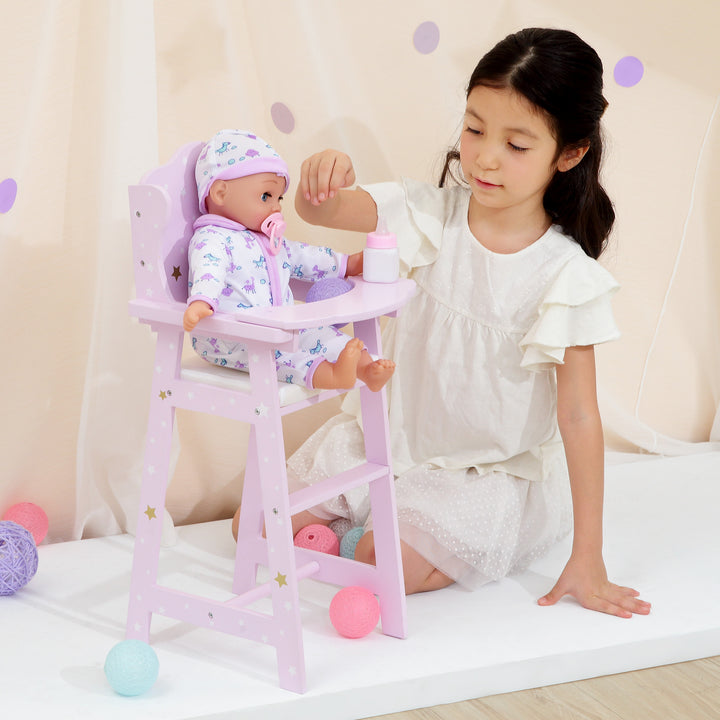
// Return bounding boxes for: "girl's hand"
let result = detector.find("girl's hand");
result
[538,553,651,618]
[299,150,356,206]
[183,300,213,332]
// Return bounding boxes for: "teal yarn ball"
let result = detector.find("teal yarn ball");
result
[339,526,364,559]
[104,640,159,696]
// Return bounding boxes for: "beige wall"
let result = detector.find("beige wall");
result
[0,0,717,542]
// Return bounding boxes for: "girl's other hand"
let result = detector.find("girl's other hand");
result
[299,150,356,206]
[538,554,652,618]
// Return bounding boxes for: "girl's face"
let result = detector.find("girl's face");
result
[459,85,564,220]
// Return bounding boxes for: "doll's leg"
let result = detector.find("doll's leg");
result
[309,338,364,389]
[354,531,454,595]
[355,351,396,392]
[275,328,363,390]
[303,326,395,392]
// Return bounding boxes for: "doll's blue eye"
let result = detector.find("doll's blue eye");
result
[261,192,271,201]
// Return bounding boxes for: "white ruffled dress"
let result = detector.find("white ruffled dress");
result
[287,179,620,589]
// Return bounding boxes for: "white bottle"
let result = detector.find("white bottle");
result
[363,217,399,283]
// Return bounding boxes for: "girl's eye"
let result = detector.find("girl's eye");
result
[509,143,529,153]
[465,126,482,135]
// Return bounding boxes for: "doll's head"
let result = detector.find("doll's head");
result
[195,129,290,218]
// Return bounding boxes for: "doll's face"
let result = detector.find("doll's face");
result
[207,173,285,230]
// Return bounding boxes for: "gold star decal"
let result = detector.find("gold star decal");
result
[274,572,288,588]
[171,266,182,281]
[159,390,167,400]
[144,505,157,520]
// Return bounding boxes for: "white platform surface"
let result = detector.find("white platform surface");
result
[2,452,719,719]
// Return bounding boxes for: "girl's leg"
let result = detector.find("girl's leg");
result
[354,530,454,595]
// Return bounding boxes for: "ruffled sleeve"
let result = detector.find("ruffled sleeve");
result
[360,178,450,274]
[519,253,620,371]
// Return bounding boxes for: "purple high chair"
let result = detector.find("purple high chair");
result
[125,141,413,693]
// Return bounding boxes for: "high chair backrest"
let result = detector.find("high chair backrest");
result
[129,141,204,306]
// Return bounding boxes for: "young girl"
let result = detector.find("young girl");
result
[279,28,650,617]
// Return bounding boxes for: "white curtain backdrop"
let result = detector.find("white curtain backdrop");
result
[0,0,717,544]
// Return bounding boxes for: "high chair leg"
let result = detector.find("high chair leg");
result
[233,426,264,594]
[126,366,177,642]
[355,317,407,639]
[245,350,310,693]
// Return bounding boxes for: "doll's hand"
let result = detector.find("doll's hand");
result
[538,553,651,618]
[345,251,364,277]
[183,300,214,332]
[299,150,356,206]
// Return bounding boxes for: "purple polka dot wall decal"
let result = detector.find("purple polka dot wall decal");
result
[413,21,440,54]
[271,102,295,134]
[0,178,18,213]
[614,56,644,87]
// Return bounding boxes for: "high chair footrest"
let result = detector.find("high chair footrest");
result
[147,586,273,643]
[288,462,390,515]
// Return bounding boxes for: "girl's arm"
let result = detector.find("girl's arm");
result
[538,345,651,618]
[295,149,378,233]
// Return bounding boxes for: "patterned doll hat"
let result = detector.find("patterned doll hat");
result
[195,129,290,213]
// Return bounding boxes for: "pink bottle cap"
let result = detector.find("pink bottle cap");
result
[366,217,396,248]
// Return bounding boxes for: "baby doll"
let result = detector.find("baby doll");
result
[183,129,394,391]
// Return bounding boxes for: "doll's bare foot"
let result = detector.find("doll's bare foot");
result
[312,338,363,389]
[357,357,395,392]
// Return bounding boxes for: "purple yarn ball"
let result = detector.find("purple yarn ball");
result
[0,521,39,596]
[305,277,354,328]
[305,277,353,304]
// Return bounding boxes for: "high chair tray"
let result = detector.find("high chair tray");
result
[234,276,416,330]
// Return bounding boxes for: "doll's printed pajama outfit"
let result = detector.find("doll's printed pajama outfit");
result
[187,214,349,388]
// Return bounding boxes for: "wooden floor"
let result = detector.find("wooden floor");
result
[370,656,720,720]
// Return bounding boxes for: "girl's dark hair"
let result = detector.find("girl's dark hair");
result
[440,28,615,258]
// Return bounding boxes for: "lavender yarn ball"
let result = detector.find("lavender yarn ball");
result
[0,521,39,596]
[339,526,364,559]
[305,277,353,304]
[329,517,354,542]
[104,640,159,696]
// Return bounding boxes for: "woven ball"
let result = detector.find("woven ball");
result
[329,586,380,639]
[0,521,39,596]
[104,640,159,696]
[305,277,353,304]
[329,517,354,542]
[2,502,49,545]
[293,524,339,555]
[305,277,353,328]
[339,526,364,559]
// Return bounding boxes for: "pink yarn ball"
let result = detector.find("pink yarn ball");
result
[293,524,339,555]
[2,503,48,545]
[329,586,380,638]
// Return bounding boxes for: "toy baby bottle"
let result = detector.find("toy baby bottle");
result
[363,217,399,283]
